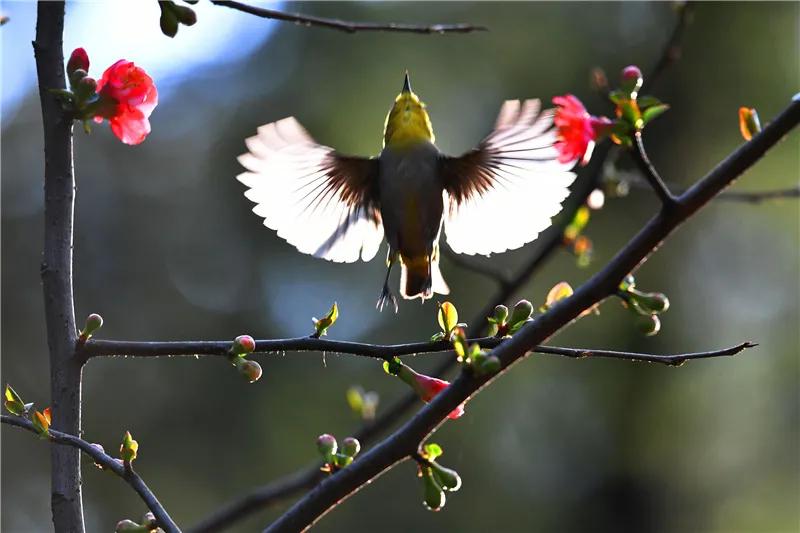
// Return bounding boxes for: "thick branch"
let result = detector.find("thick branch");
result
[2,415,179,533]
[34,2,84,530]
[211,1,487,34]
[263,100,800,532]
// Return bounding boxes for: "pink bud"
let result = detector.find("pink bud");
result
[622,65,642,82]
[232,334,256,354]
[620,65,644,97]
[67,48,90,76]
[238,360,262,383]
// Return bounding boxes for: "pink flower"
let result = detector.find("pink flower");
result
[552,94,611,165]
[407,368,465,420]
[67,48,89,76]
[92,59,158,145]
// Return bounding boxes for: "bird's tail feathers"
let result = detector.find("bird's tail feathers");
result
[400,255,449,300]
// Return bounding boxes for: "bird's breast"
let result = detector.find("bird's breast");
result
[378,143,444,255]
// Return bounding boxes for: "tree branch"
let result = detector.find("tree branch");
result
[211,0,487,34]
[632,131,677,207]
[262,99,800,532]
[626,177,800,204]
[81,336,496,360]
[83,335,755,365]
[190,5,695,528]
[2,415,179,533]
[33,2,85,530]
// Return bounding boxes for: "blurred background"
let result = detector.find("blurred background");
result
[2,1,798,532]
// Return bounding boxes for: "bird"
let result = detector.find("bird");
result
[236,73,576,312]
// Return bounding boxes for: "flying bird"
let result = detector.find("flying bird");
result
[236,73,576,312]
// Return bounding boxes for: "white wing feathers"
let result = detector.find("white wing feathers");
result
[441,99,576,257]
[236,117,383,263]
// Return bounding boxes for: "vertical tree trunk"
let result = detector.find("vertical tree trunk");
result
[33,2,84,531]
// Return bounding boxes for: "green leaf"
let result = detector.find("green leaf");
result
[437,302,458,333]
[608,90,626,105]
[4,385,26,416]
[637,95,663,109]
[382,357,402,376]
[120,431,138,464]
[313,302,339,337]
[641,104,670,126]
[346,387,364,414]
[32,407,51,438]
[423,442,443,460]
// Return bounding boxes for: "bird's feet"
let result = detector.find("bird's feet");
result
[376,284,398,313]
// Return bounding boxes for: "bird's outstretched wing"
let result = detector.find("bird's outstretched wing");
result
[237,117,383,263]
[439,99,576,256]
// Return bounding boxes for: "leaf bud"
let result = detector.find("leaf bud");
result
[421,467,446,511]
[430,461,462,492]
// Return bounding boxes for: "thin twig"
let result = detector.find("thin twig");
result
[262,99,800,533]
[84,336,755,366]
[632,131,677,207]
[625,176,800,204]
[34,2,85,530]
[211,0,487,34]
[642,2,692,92]
[2,415,179,533]
[82,336,496,360]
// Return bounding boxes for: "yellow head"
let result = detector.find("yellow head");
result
[383,72,435,149]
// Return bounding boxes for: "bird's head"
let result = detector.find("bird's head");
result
[383,72,435,148]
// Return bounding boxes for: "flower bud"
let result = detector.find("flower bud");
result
[621,65,643,97]
[79,313,103,342]
[115,519,146,533]
[67,48,90,76]
[231,334,255,354]
[421,468,446,511]
[635,314,661,336]
[341,437,361,458]
[317,434,337,462]
[69,68,88,86]
[78,76,97,93]
[238,360,262,383]
[510,299,533,325]
[159,4,179,38]
[430,461,462,492]
[172,4,197,25]
[140,512,156,527]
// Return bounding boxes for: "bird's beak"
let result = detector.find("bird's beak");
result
[402,71,412,94]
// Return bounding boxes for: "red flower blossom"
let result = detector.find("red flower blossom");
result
[552,94,611,165]
[408,368,465,420]
[93,59,158,145]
